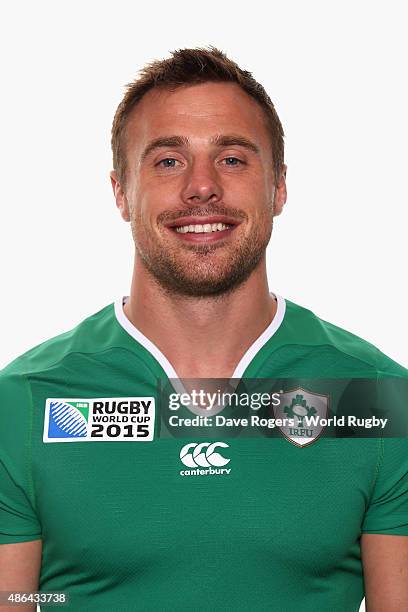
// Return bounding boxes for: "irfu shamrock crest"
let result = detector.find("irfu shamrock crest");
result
[284,393,317,428]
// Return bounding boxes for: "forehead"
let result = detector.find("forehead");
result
[124,82,271,156]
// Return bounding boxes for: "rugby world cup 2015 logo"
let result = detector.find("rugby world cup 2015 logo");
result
[46,400,89,439]
[43,397,156,442]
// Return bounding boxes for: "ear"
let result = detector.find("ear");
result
[110,170,130,222]
[273,164,287,217]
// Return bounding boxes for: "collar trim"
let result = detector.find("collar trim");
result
[114,293,286,379]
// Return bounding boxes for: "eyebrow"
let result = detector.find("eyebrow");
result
[213,134,260,155]
[140,133,260,161]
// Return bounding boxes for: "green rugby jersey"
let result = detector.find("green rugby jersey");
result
[1,294,407,611]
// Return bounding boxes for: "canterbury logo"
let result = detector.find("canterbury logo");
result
[180,442,230,467]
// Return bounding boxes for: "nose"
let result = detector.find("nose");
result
[180,157,223,205]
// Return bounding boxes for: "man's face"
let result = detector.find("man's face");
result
[111,81,287,297]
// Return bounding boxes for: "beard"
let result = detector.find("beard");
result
[130,205,273,298]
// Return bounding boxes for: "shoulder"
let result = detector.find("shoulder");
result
[282,297,407,376]
[1,301,115,380]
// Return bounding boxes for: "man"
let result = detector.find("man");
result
[0,46,407,611]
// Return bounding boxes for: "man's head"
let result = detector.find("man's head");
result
[110,46,287,298]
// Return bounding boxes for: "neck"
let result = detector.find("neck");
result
[123,252,277,378]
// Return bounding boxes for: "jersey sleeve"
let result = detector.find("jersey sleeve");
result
[0,370,42,543]
[360,350,408,535]
[361,437,408,535]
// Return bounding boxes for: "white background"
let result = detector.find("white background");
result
[1,1,407,372]
[1,2,407,609]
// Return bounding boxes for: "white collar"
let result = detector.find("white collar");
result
[114,292,286,380]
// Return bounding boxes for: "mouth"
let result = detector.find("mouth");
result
[164,215,241,243]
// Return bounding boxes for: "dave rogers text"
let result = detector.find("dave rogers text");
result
[169,415,296,428]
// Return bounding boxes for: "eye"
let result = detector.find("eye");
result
[157,158,180,168]
[222,157,244,166]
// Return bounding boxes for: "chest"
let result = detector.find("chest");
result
[34,435,376,582]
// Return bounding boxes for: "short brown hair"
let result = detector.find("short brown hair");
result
[111,45,285,186]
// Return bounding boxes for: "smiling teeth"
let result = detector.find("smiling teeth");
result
[175,223,231,233]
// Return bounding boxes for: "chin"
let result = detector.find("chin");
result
[158,267,253,298]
